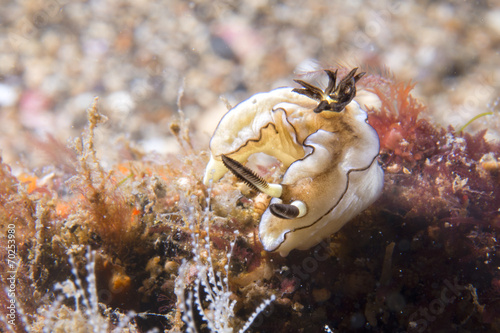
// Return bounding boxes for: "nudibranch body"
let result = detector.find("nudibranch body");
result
[203,69,384,256]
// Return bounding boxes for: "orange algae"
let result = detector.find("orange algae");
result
[0,71,499,332]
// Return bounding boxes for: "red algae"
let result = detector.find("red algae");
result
[1,71,499,332]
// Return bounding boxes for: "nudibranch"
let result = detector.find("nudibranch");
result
[203,68,384,256]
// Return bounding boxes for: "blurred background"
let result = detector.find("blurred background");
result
[0,0,499,170]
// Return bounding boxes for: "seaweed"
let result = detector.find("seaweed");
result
[0,71,499,332]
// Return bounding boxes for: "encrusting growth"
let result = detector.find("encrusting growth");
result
[1,68,499,332]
